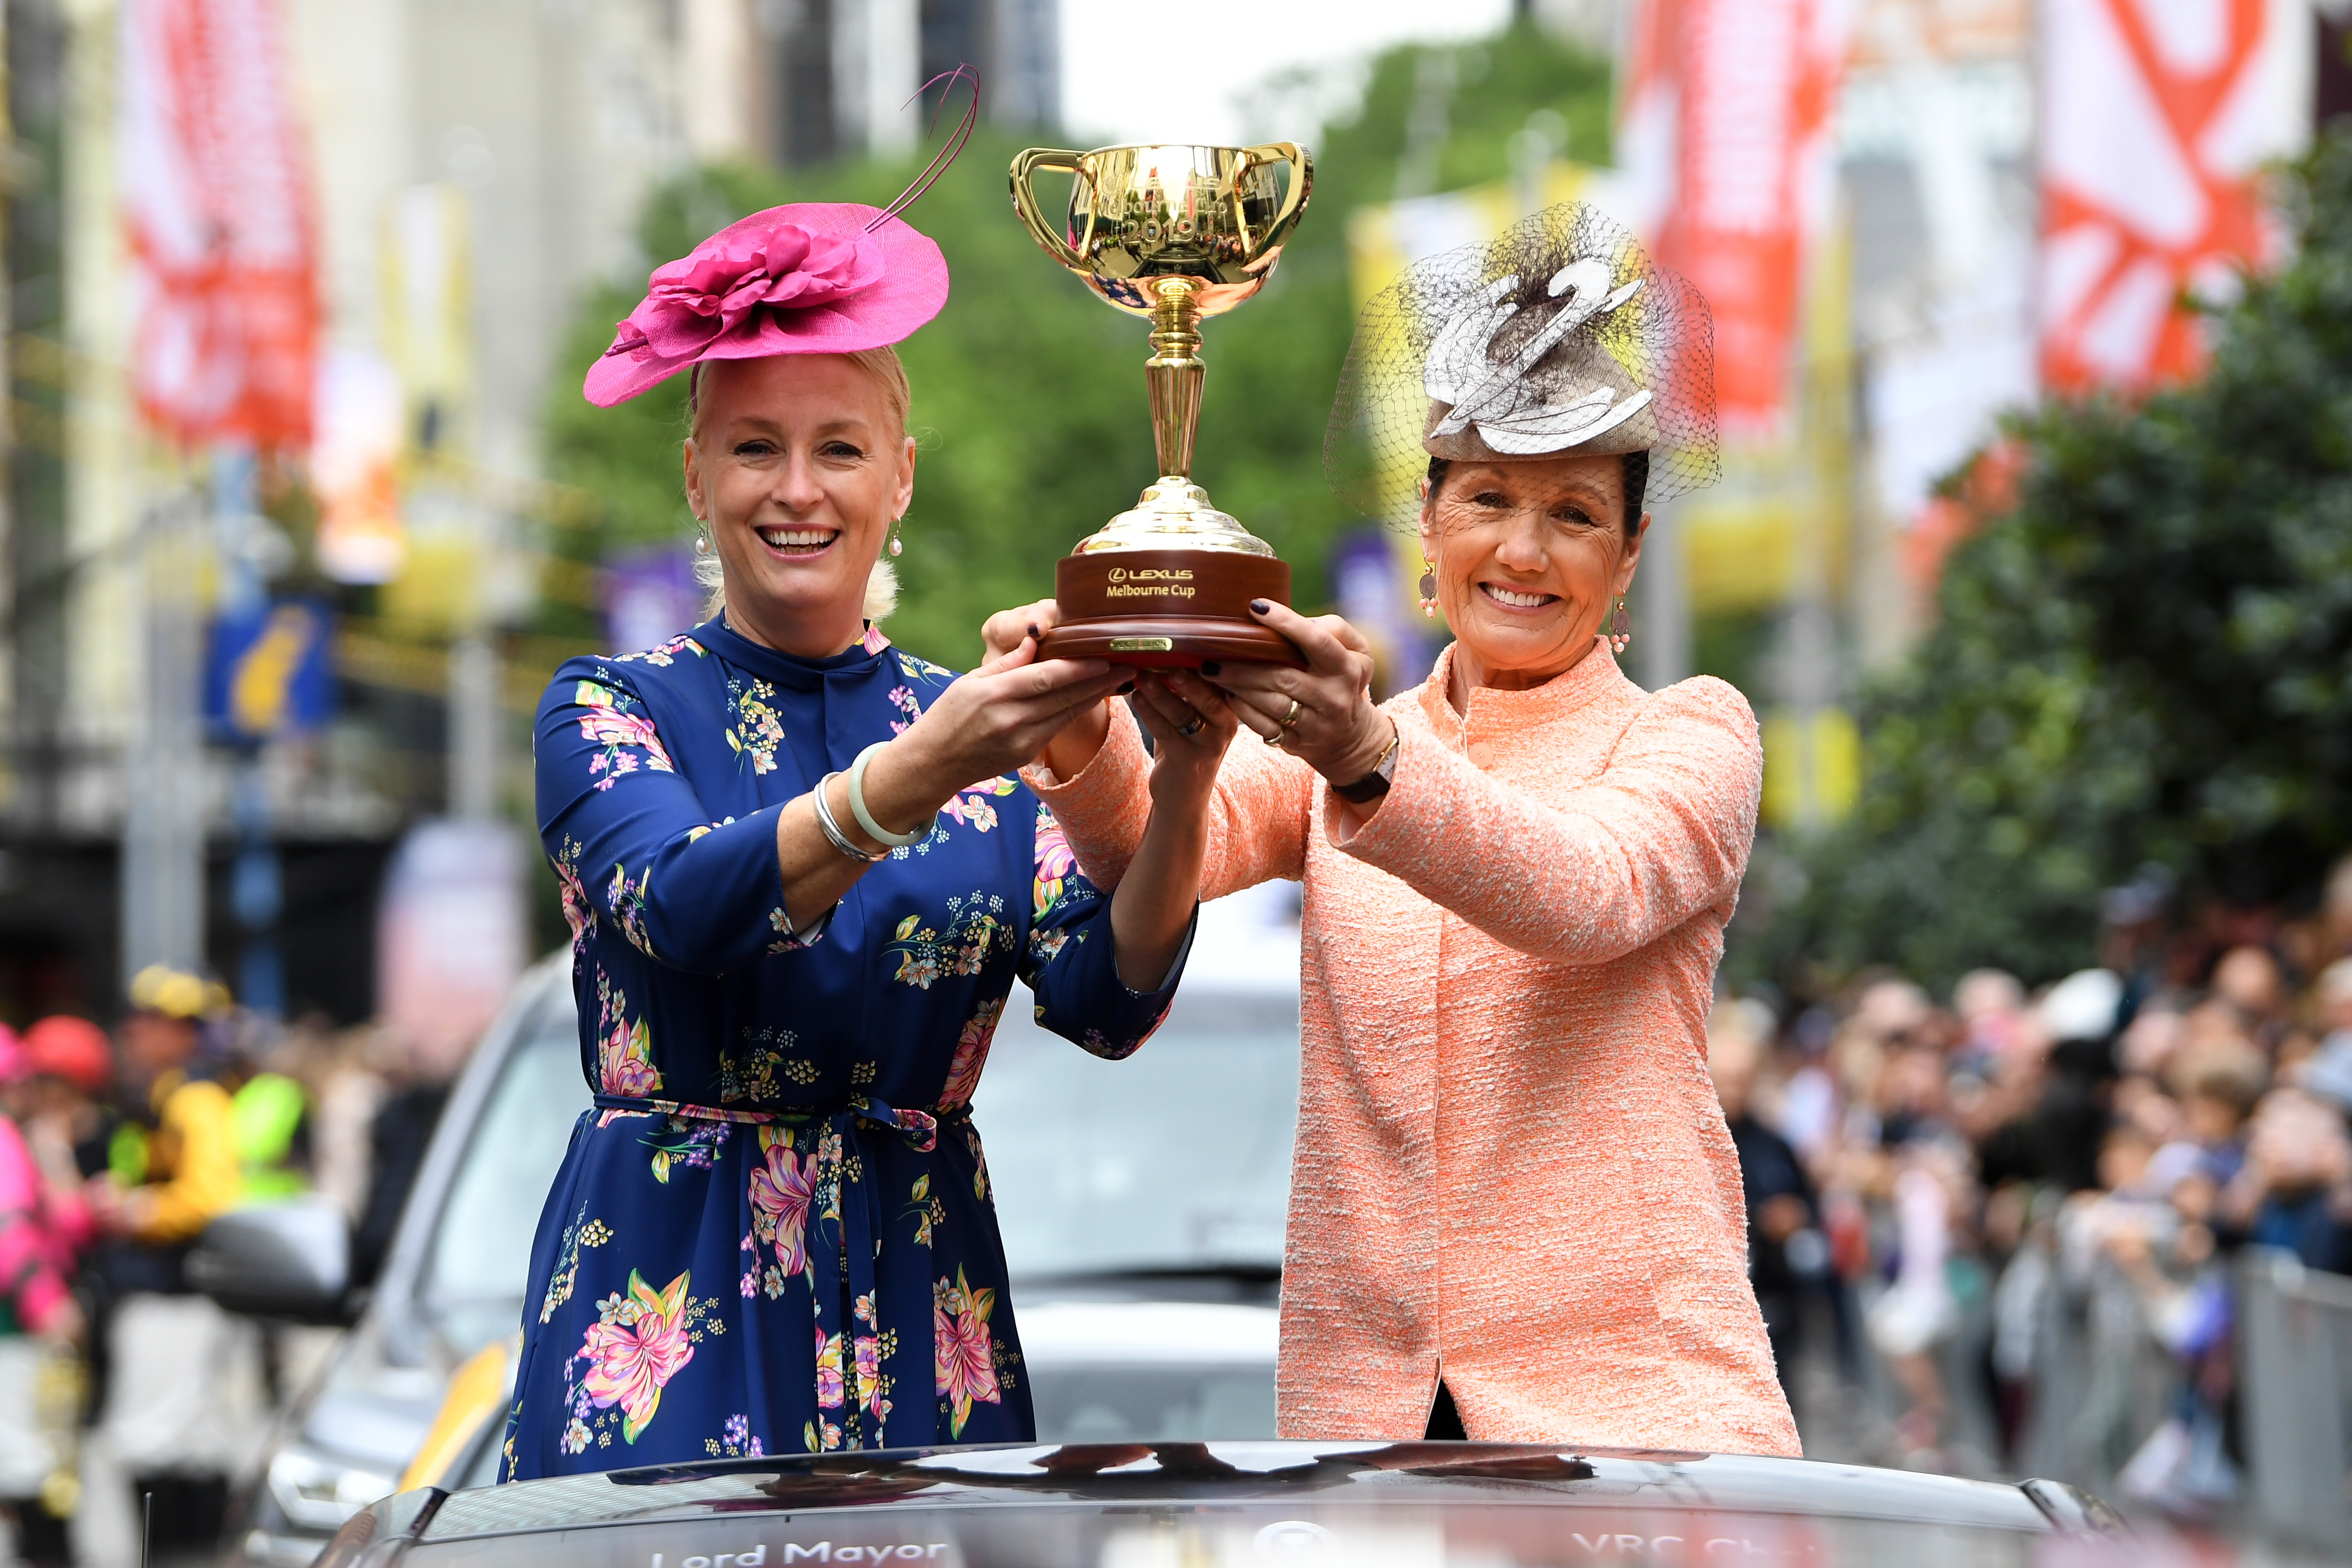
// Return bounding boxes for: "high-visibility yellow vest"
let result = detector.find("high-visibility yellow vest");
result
[231,1072,309,1204]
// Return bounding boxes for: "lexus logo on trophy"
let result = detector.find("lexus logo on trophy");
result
[1008,141,1314,665]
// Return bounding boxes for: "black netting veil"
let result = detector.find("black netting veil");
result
[1325,202,1719,530]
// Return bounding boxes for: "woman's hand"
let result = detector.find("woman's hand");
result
[878,637,1126,818]
[1196,601,1394,792]
[772,634,1121,934]
[980,598,1062,660]
[979,598,1115,781]
[1128,672,1240,809]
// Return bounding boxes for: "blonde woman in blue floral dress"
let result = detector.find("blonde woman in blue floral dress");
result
[504,201,1232,1476]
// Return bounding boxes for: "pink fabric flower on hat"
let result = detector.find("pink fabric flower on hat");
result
[584,203,949,408]
[611,224,885,361]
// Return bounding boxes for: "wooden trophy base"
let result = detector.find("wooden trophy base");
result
[1037,549,1306,668]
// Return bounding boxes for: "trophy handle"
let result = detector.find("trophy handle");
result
[1009,148,1093,272]
[1235,142,1313,266]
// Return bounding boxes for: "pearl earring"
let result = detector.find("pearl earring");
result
[694,535,709,555]
[1608,593,1632,655]
[1418,560,1437,618]
[888,517,904,558]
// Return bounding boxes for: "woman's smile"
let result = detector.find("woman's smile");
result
[1478,581,1560,612]
[753,524,840,559]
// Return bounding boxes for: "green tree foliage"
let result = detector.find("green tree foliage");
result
[536,20,1614,666]
[1749,127,2352,992]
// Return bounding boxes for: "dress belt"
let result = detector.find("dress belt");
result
[590,1092,970,1154]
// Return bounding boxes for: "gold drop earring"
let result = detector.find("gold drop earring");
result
[1418,558,1438,617]
[1608,593,1632,655]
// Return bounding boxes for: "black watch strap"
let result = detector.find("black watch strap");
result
[1332,727,1400,804]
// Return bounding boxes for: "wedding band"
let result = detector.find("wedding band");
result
[1176,716,1205,737]
[1278,698,1302,730]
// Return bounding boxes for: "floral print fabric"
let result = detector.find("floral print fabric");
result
[507,616,1182,1478]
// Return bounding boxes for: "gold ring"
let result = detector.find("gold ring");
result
[1278,698,1303,730]
[1176,716,1204,737]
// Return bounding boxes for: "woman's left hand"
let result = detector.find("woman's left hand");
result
[1127,672,1239,808]
[1190,602,1395,788]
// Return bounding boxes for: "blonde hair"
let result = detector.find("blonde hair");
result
[687,347,912,622]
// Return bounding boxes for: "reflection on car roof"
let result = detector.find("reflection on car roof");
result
[421,1442,2063,1540]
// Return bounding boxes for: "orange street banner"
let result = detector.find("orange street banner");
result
[119,0,318,448]
[1617,0,1851,438]
[2038,0,2308,392]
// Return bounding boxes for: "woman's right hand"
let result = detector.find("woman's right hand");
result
[980,598,1115,780]
[980,598,1063,660]
[858,636,1126,836]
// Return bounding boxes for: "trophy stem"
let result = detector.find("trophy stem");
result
[1144,279,1204,480]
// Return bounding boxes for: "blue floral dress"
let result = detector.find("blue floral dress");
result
[503,616,1183,1477]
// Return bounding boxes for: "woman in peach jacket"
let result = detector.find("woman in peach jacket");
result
[989,206,1799,1455]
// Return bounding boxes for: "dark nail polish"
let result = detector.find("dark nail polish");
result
[1025,623,1040,640]
[1116,680,1135,696]
[1249,599,1271,614]
[1200,661,1221,677]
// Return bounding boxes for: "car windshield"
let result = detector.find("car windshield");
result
[422,981,591,1350]
[973,886,1302,1279]
[410,886,1299,1352]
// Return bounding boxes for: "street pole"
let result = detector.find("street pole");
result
[447,627,497,820]
[120,488,206,988]
[1635,501,1692,691]
[214,445,285,1018]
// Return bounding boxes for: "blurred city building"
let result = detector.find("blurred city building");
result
[0,0,1061,1027]
[767,0,1060,165]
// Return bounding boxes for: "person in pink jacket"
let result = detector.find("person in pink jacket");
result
[988,205,1799,1455]
[0,1029,83,1343]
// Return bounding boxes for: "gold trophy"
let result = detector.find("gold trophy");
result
[1009,141,1313,665]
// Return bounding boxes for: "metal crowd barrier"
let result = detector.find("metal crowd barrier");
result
[2238,1247,2352,1551]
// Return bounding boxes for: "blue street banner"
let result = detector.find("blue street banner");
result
[1329,527,1437,698]
[205,597,336,741]
[603,545,701,654]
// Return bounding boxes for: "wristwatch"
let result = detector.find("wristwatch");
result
[1332,723,1401,805]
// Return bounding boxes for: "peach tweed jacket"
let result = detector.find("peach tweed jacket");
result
[1028,642,1800,1455]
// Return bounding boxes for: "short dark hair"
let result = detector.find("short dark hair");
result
[1425,450,1649,533]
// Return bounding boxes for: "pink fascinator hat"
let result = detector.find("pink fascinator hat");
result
[584,204,949,408]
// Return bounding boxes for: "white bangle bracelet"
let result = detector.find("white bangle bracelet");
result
[845,742,935,849]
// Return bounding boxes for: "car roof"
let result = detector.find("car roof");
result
[414,1443,2075,1542]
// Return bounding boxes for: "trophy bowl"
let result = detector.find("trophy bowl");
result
[1010,142,1313,667]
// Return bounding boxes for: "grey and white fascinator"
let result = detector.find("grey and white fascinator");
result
[1326,202,1719,529]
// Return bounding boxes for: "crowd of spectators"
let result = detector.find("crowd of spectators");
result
[9,857,2352,1550]
[1712,858,2352,1515]
[0,971,454,1564]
